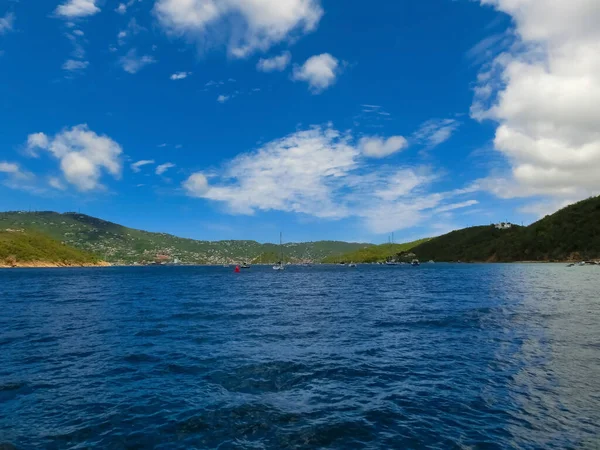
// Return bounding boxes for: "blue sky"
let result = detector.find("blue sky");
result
[1,0,598,243]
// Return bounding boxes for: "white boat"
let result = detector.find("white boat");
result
[273,232,285,271]
[349,263,357,268]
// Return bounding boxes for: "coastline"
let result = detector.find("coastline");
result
[0,261,111,269]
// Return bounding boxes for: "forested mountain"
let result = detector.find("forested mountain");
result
[0,211,370,264]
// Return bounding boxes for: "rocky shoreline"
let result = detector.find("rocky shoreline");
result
[0,261,111,269]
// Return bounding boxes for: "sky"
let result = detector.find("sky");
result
[1,0,599,244]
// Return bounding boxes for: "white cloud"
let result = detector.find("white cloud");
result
[182,125,478,233]
[120,49,156,74]
[26,125,123,191]
[72,29,84,36]
[154,0,323,58]
[0,13,15,34]
[117,31,128,42]
[435,200,479,213]
[473,0,600,203]
[131,160,155,173]
[116,3,127,14]
[55,0,100,18]
[183,126,357,218]
[0,162,20,174]
[518,198,573,219]
[156,162,176,175]
[62,59,89,71]
[183,173,210,196]
[257,51,292,72]
[170,71,191,80]
[292,53,341,93]
[0,162,37,191]
[48,177,67,191]
[117,19,145,45]
[26,133,49,156]
[359,136,408,158]
[217,95,230,103]
[412,118,460,149]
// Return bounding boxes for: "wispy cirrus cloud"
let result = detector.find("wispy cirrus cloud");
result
[0,162,37,192]
[183,125,479,233]
[156,162,176,175]
[62,59,89,71]
[0,12,15,34]
[411,118,461,149]
[120,49,156,74]
[117,18,145,46]
[131,160,155,173]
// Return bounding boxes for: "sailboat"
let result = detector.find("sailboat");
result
[273,232,285,271]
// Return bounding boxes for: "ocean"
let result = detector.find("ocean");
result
[1,264,599,449]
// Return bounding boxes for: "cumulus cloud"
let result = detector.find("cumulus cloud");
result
[170,71,191,80]
[182,126,478,233]
[156,162,176,175]
[26,125,123,191]
[412,118,460,149]
[0,12,15,34]
[120,49,156,74]
[62,59,89,71]
[154,0,323,58]
[257,51,292,72]
[359,136,408,158]
[292,53,341,93]
[473,0,600,203]
[55,0,100,18]
[26,133,49,155]
[131,160,155,173]
[217,94,230,103]
[183,173,209,196]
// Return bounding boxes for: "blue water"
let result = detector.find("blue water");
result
[1,264,599,449]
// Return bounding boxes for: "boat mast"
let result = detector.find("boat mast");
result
[280,232,283,265]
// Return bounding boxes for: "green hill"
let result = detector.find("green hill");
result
[411,196,600,262]
[0,230,103,267]
[0,212,371,265]
[322,239,430,264]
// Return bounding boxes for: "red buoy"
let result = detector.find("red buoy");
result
[234,265,241,273]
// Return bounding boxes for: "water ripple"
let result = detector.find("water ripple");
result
[0,264,599,449]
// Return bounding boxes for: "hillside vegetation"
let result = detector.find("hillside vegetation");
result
[412,196,600,262]
[323,239,430,263]
[0,212,370,265]
[0,230,102,267]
